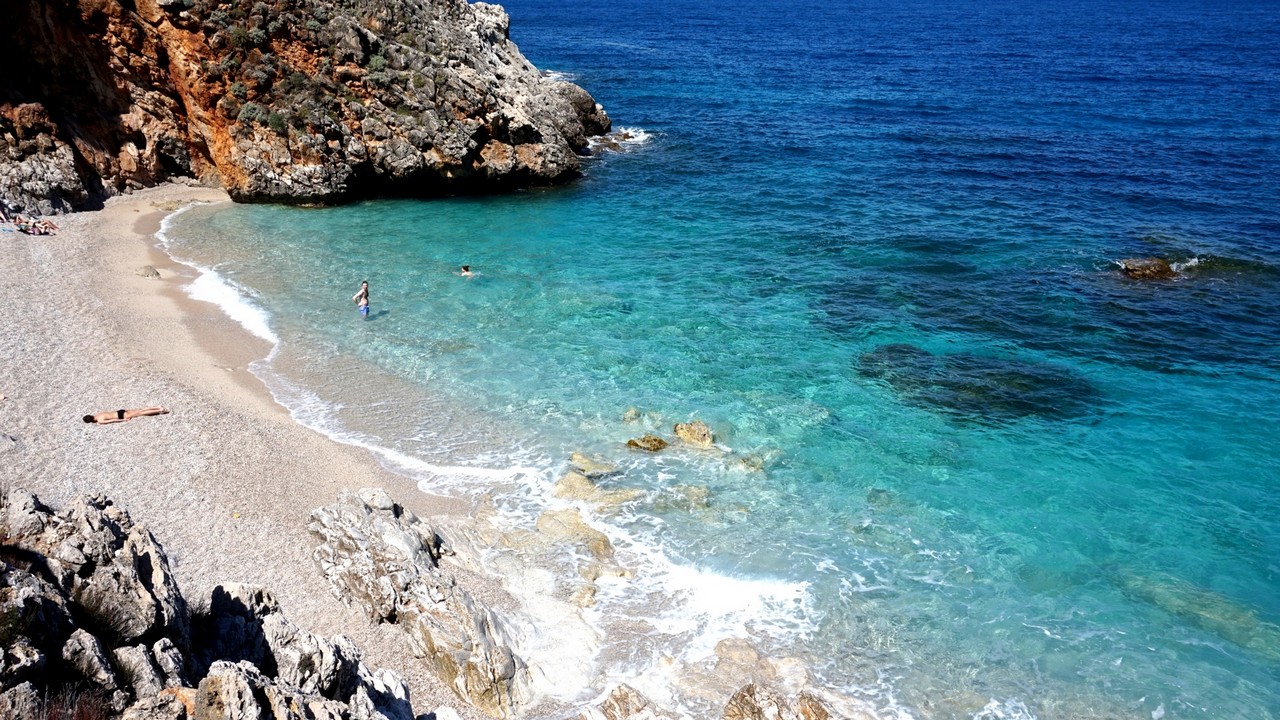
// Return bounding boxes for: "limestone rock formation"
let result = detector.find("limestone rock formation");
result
[579,683,675,720]
[0,0,612,213]
[0,489,421,720]
[310,488,532,718]
[3,489,191,652]
[722,683,831,720]
[569,451,620,479]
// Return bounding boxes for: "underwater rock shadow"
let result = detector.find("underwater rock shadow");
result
[856,344,1099,424]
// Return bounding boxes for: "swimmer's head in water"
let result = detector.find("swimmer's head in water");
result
[461,266,470,272]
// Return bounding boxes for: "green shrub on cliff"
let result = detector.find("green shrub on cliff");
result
[237,102,266,124]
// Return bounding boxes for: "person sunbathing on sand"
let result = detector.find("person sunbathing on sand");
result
[83,406,170,424]
[15,216,57,235]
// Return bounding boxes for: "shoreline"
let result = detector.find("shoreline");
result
[0,183,499,719]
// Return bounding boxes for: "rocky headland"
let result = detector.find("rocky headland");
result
[0,0,612,214]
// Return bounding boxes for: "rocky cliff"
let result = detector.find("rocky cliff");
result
[0,0,612,214]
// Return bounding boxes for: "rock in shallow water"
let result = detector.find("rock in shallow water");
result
[626,434,669,452]
[673,420,715,448]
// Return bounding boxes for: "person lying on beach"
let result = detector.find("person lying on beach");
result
[15,216,57,235]
[83,406,170,424]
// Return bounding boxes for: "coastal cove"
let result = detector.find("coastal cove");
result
[150,0,1280,717]
[3,0,1280,719]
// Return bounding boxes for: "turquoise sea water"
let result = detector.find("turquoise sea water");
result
[163,0,1280,717]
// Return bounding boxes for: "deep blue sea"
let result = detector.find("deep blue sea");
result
[162,0,1280,717]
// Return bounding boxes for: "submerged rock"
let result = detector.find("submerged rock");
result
[857,344,1097,423]
[569,451,621,478]
[1113,570,1280,663]
[553,471,644,509]
[1117,257,1177,280]
[535,509,616,563]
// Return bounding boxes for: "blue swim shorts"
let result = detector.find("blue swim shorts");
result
[359,305,369,316]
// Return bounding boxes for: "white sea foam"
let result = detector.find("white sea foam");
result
[157,204,279,345]
[973,698,1037,720]
[184,272,279,344]
[541,69,576,83]
[590,126,654,154]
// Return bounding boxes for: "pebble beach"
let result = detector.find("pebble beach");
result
[0,183,500,719]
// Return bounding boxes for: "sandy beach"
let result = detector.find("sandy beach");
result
[0,183,501,719]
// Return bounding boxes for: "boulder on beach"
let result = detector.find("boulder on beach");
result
[135,265,161,279]
[1117,257,1177,280]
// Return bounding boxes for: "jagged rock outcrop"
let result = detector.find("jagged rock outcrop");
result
[0,489,419,720]
[3,489,190,653]
[0,0,612,213]
[310,488,532,718]
[722,683,831,720]
[578,684,675,720]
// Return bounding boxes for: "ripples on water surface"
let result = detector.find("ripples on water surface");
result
[165,0,1280,717]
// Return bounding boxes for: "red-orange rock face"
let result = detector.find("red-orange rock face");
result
[0,0,611,214]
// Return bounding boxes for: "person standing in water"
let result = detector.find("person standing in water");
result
[352,280,370,318]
